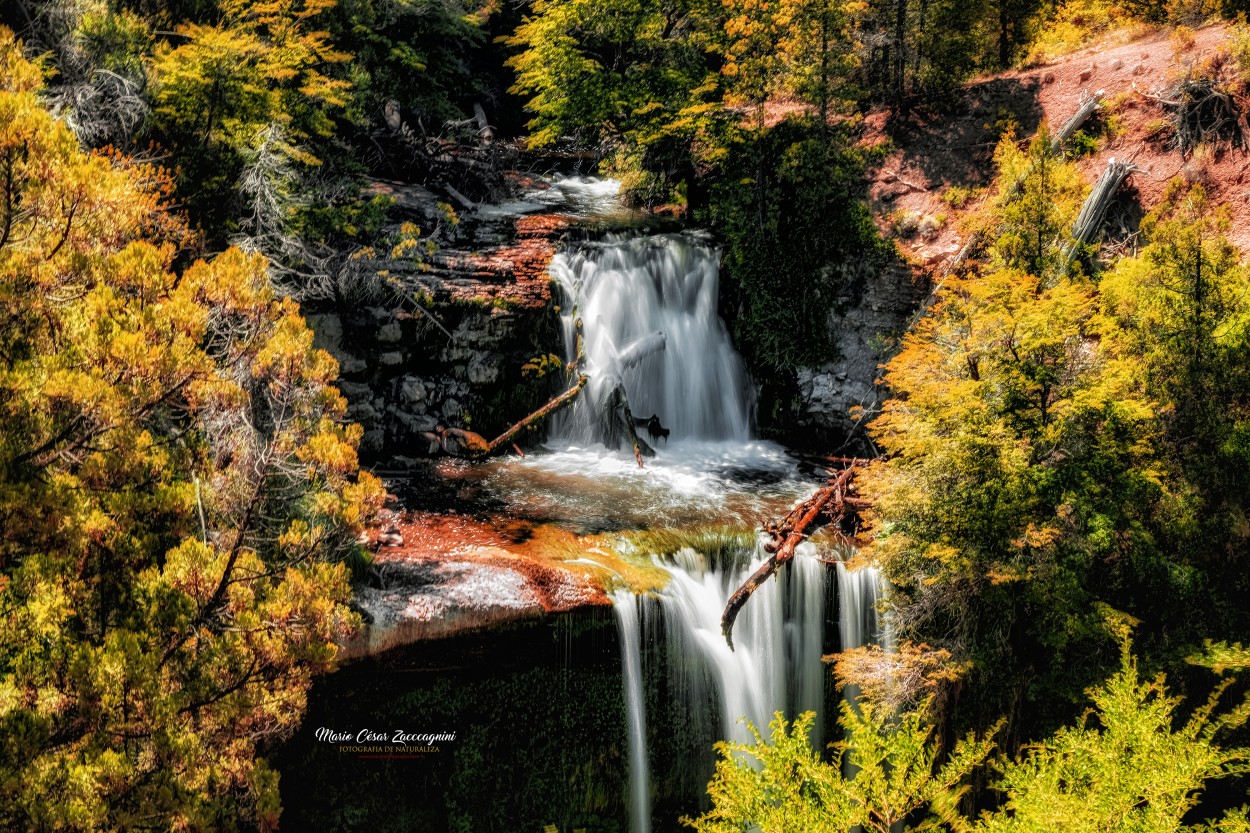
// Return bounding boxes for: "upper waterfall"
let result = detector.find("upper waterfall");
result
[548,232,754,445]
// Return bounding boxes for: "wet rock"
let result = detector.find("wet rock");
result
[379,351,405,366]
[377,321,403,343]
[466,353,499,384]
[796,258,925,438]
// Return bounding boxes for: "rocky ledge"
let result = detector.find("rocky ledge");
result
[341,509,609,660]
[304,184,577,463]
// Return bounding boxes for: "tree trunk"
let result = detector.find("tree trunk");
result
[1063,157,1133,266]
[999,2,1011,68]
[894,0,908,116]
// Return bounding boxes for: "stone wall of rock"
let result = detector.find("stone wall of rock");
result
[793,256,929,444]
[303,200,570,465]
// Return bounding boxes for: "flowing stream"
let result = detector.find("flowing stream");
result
[538,214,894,832]
[282,177,894,833]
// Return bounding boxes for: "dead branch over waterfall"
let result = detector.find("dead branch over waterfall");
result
[721,458,874,650]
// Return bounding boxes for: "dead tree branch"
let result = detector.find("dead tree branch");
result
[721,459,874,649]
[1052,89,1104,152]
[480,373,590,455]
[1063,156,1135,266]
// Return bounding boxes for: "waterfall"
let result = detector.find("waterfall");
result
[549,234,754,444]
[835,561,892,655]
[834,559,893,779]
[548,210,831,830]
[615,544,828,833]
[613,590,652,833]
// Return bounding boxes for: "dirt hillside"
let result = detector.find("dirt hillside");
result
[865,23,1250,267]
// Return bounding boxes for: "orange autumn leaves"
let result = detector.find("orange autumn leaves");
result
[0,29,383,831]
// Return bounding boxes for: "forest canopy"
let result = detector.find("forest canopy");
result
[7,0,1250,829]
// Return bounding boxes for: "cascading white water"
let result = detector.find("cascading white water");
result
[541,185,830,830]
[613,590,652,833]
[836,561,892,655]
[549,234,753,444]
[615,544,827,833]
[834,559,893,772]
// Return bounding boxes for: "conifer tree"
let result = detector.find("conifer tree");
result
[0,30,384,831]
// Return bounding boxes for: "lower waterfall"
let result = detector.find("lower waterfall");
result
[613,543,828,833]
[614,589,652,833]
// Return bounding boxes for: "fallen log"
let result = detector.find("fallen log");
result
[1002,89,1104,199]
[455,319,589,458]
[1052,89,1104,152]
[477,373,590,455]
[1063,156,1135,266]
[721,461,871,650]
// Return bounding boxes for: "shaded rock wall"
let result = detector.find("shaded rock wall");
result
[794,256,928,444]
[304,202,569,463]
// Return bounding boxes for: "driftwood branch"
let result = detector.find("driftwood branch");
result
[592,380,656,467]
[721,460,872,650]
[476,373,590,455]
[445,318,663,463]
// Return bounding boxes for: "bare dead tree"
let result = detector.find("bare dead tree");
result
[721,458,875,649]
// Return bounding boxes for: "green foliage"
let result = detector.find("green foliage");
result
[944,185,976,209]
[504,0,715,149]
[1022,0,1142,65]
[858,128,1199,734]
[77,7,150,77]
[1190,641,1250,674]
[0,33,385,830]
[978,647,1250,833]
[325,0,488,126]
[991,126,1086,279]
[700,117,888,371]
[522,353,566,380]
[862,95,1250,755]
[691,702,996,833]
[150,0,350,235]
[694,647,1250,833]
[1098,182,1250,575]
[1066,128,1100,156]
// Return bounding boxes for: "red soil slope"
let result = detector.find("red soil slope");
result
[865,23,1250,265]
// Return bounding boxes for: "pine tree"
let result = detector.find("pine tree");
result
[0,30,384,830]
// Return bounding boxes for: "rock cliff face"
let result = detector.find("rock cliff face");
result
[304,176,928,459]
[794,257,928,444]
[303,188,569,464]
